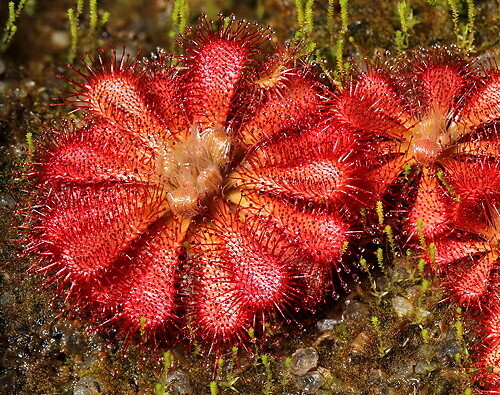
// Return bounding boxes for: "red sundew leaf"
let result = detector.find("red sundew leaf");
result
[100,216,189,343]
[234,194,351,305]
[183,40,248,127]
[454,125,500,158]
[239,73,325,146]
[460,68,500,130]
[179,16,272,129]
[294,258,332,307]
[332,69,413,140]
[404,167,458,240]
[187,200,311,348]
[65,49,172,144]
[35,119,163,185]
[471,338,500,392]
[230,125,369,209]
[432,236,492,271]
[442,251,497,309]
[362,149,411,202]
[394,47,471,118]
[193,201,300,312]
[234,193,349,268]
[419,63,466,115]
[471,298,500,391]
[476,298,500,345]
[444,156,500,235]
[187,256,252,349]
[139,52,189,138]
[36,183,169,282]
[228,238,294,313]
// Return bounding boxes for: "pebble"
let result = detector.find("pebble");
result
[343,300,370,320]
[368,368,388,384]
[73,376,102,395]
[64,330,84,355]
[80,352,102,371]
[405,285,421,302]
[349,331,372,356]
[414,360,438,376]
[293,370,326,393]
[290,347,319,375]
[0,293,15,307]
[50,31,70,49]
[378,386,398,395]
[316,318,341,332]
[392,296,414,317]
[164,369,193,395]
[437,328,461,366]
[0,192,16,210]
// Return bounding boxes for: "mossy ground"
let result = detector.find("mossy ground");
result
[0,0,498,393]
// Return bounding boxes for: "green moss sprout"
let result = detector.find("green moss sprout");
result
[427,242,436,264]
[376,200,385,227]
[327,0,335,37]
[335,0,349,74]
[371,316,390,357]
[209,380,218,395]
[429,0,476,51]
[360,257,388,306]
[384,225,396,254]
[436,170,461,202]
[1,0,28,52]
[416,218,427,250]
[294,0,316,54]
[209,347,243,393]
[154,352,173,395]
[172,0,189,35]
[67,0,110,63]
[395,0,419,52]
[25,131,34,163]
[261,354,273,395]
[339,240,350,258]
[460,0,476,51]
[447,0,460,38]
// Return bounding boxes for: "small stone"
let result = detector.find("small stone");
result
[414,360,438,375]
[349,331,372,356]
[73,376,102,395]
[51,31,70,49]
[316,318,341,332]
[290,347,319,375]
[343,300,370,320]
[405,285,421,301]
[165,369,192,395]
[392,296,414,317]
[64,330,84,355]
[378,387,397,395]
[293,370,326,393]
[438,328,461,366]
[367,368,387,384]
[419,309,431,322]
[0,192,16,210]
[393,361,413,376]
[0,293,15,307]
[14,87,27,99]
[80,352,102,371]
